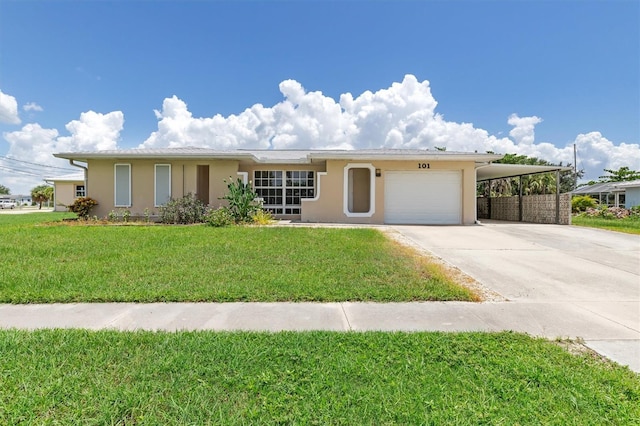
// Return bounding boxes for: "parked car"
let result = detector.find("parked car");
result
[0,199,17,209]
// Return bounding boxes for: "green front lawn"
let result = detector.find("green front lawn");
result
[572,215,640,235]
[1,330,637,425]
[0,213,475,303]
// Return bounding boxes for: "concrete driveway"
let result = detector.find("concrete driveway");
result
[393,221,640,370]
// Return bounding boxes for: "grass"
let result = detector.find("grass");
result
[0,330,638,425]
[0,212,476,303]
[572,215,640,235]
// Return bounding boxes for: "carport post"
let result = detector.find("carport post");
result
[488,179,492,220]
[556,170,560,225]
[519,175,523,222]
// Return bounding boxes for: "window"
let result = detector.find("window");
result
[254,170,315,215]
[75,185,85,198]
[114,164,131,207]
[155,164,171,206]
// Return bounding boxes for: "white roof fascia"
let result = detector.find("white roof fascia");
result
[53,148,503,164]
[54,150,256,162]
[307,151,503,162]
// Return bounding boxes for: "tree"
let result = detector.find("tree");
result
[0,184,9,195]
[31,184,54,209]
[598,166,640,183]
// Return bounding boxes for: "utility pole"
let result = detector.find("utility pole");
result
[573,143,578,186]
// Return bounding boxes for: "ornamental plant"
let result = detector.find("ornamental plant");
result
[159,193,207,224]
[571,195,597,213]
[67,197,98,219]
[205,207,234,227]
[220,177,262,223]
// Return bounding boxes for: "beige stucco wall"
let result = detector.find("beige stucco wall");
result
[301,160,478,224]
[87,159,239,218]
[84,157,478,223]
[53,181,83,212]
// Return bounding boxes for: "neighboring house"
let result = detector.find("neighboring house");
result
[617,180,640,208]
[45,173,86,212]
[53,148,566,225]
[572,181,636,208]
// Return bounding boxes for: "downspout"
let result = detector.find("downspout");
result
[68,160,88,195]
[474,163,493,224]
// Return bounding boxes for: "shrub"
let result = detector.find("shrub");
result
[67,197,98,219]
[581,206,630,219]
[251,209,274,225]
[107,208,133,222]
[220,177,262,223]
[571,195,597,213]
[159,194,207,224]
[205,207,234,227]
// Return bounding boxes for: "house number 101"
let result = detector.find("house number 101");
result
[418,163,430,169]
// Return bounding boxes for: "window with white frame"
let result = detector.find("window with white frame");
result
[155,164,171,206]
[114,164,131,207]
[254,170,315,215]
[75,185,85,198]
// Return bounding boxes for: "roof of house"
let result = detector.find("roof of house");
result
[54,148,504,163]
[53,148,579,181]
[616,179,640,189]
[44,172,85,183]
[572,181,627,194]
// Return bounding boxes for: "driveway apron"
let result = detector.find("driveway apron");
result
[393,221,640,371]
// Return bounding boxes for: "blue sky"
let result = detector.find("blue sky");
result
[0,0,638,194]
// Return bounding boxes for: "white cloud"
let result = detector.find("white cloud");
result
[1,111,123,194]
[507,114,542,145]
[0,90,21,124]
[140,74,638,181]
[23,102,44,112]
[3,75,636,196]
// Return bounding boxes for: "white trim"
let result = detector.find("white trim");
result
[343,163,376,218]
[302,172,327,202]
[114,163,131,207]
[154,164,171,207]
[237,171,248,185]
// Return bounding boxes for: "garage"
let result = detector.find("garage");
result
[384,170,462,224]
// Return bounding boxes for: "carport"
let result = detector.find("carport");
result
[476,163,573,224]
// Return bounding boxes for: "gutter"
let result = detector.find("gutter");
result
[68,160,88,195]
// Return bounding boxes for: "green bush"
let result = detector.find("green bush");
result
[159,194,207,224]
[220,177,262,223]
[571,195,597,213]
[205,207,234,227]
[67,197,98,219]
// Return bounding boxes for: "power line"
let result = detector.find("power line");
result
[0,156,78,173]
[0,165,48,178]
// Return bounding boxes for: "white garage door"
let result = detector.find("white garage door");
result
[384,171,462,224]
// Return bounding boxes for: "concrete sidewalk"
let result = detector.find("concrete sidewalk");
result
[1,301,638,372]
